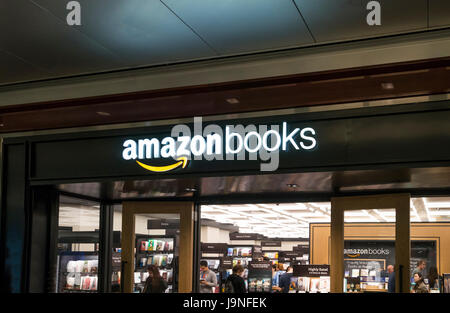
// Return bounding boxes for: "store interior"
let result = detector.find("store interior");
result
[51,165,450,293]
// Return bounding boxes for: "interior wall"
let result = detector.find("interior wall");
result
[201,226,230,244]
[310,223,450,274]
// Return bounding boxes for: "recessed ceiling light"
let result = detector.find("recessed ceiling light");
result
[381,82,394,90]
[226,98,240,104]
[96,111,111,116]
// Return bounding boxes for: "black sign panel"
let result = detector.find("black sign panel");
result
[201,243,228,253]
[293,265,330,277]
[147,219,179,229]
[229,233,259,240]
[262,240,281,247]
[111,251,121,271]
[247,261,273,293]
[30,105,450,181]
[220,257,233,269]
[343,240,437,278]
[280,251,302,258]
[293,245,309,251]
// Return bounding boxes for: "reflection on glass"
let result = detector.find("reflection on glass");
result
[54,196,100,293]
[343,208,396,293]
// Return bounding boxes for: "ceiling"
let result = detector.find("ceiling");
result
[57,196,450,238]
[201,197,450,238]
[2,0,449,86]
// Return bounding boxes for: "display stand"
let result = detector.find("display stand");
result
[247,261,272,293]
[57,251,99,293]
[226,245,253,284]
[263,251,279,266]
[291,264,330,293]
[134,235,176,293]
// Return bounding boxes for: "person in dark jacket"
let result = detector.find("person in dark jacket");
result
[143,264,168,293]
[387,265,396,293]
[224,265,246,293]
[427,266,440,290]
[279,266,294,293]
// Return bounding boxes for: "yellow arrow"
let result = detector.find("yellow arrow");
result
[136,156,188,172]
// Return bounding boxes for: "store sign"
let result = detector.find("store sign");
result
[229,233,260,240]
[261,240,282,247]
[344,248,390,258]
[147,219,179,230]
[221,257,233,269]
[201,243,228,253]
[122,119,317,172]
[293,265,330,277]
[248,261,273,271]
[280,251,302,258]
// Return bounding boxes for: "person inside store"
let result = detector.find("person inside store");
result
[224,264,247,293]
[387,265,396,293]
[271,265,282,292]
[412,260,426,278]
[199,260,218,293]
[411,272,429,293]
[279,266,293,293]
[426,266,440,291]
[143,264,168,293]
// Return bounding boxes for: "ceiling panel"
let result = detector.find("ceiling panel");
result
[294,0,428,42]
[429,0,450,27]
[0,0,125,82]
[0,49,50,84]
[161,0,314,54]
[34,0,217,67]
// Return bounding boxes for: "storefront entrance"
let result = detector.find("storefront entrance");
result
[1,99,450,293]
[121,202,194,293]
[330,194,411,293]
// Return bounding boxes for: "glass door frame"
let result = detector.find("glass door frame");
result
[121,201,194,293]
[330,193,411,293]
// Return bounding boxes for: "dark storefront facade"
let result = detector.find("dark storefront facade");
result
[1,97,450,293]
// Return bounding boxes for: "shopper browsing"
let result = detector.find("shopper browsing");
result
[412,260,426,278]
[224,265,247,293]
[199,260,218,293]
[412,272,428,293]
[387,265,395,293]
[271,265,282,292]
[143,265,168,293]
[279,266,293,293]
[427,267,440,291]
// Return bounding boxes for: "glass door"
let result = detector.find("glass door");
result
[121,202,194,293]
[330,194,411,293]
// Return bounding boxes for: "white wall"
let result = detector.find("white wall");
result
[201,226,230,244]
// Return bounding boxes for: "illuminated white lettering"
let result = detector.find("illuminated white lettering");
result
[282,122,300,150]
[122,139,137,160]
[225,126,243,154]
[177,136,191,157]
[300,127,317,150]
[160,137,176,158]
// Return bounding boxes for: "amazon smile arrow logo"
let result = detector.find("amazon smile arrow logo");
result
[136,156,188,173]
